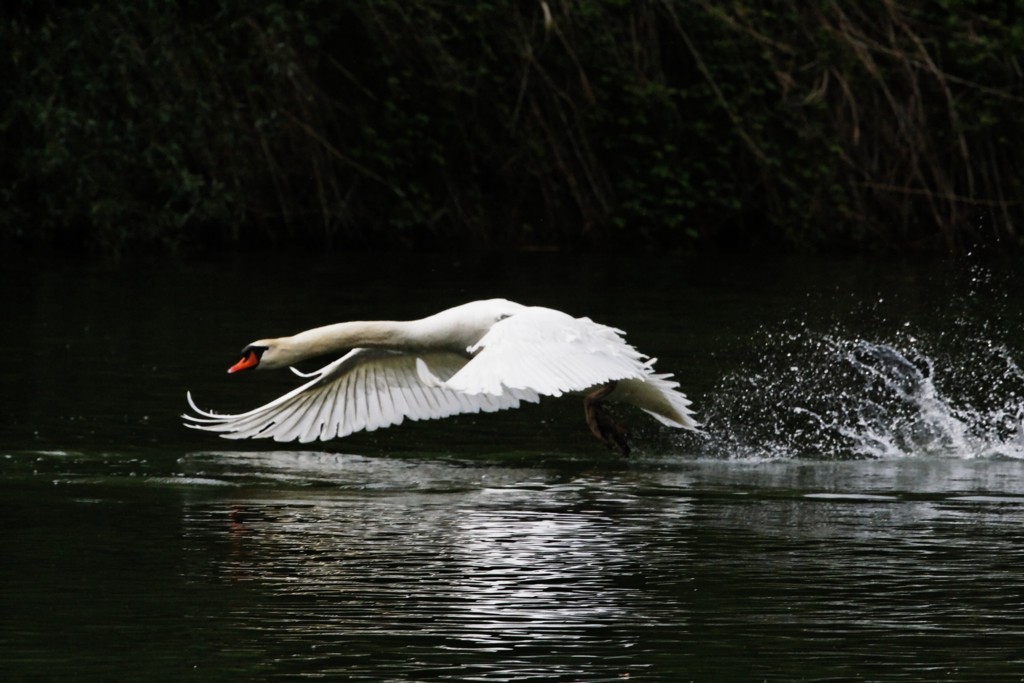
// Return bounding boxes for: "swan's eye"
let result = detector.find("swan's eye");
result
[240,344,268,359]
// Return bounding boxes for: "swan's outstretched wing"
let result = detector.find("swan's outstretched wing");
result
[184,349,540,443]
[441,307,646,395]
[435,306,700,430]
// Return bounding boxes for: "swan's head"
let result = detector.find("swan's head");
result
[229,337,306,372]
[227,341,273,373]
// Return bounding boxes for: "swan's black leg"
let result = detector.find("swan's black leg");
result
[583,381,631,456]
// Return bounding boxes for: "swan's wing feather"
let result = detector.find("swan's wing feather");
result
[445,307,650,397]
[183,348,539,442]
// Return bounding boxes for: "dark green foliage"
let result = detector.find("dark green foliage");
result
[2,0,1022,254]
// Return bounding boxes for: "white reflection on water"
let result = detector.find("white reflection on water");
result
[174,451,1024,680]
[180,452,696,680]
[446,494,646,649]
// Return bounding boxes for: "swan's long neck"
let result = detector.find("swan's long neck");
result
[278,320,415,364]
[258,305,500,370]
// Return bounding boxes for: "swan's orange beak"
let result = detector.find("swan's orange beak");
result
[228,350,260,374]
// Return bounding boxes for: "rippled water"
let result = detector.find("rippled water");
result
[7,451,1024,681]
[4,254,1024,681]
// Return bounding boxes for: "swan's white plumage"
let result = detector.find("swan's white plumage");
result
[442,307,649,397]
[183,299,699,443]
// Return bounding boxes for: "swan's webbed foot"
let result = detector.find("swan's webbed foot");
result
[583,382,631,456]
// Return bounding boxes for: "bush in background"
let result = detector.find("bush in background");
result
[2,1,1021,254]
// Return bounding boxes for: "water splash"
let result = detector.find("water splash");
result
[702,325,1024,460]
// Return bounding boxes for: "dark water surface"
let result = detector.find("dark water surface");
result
[3,253,1024,681]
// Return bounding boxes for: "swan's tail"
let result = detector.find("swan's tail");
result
[614,373,701,431]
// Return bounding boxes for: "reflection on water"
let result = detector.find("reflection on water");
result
[154,452,1024,680]
[4,449,1024,679]
[178,453,696,680]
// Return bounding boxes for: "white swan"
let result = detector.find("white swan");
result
[183,299,699,454]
